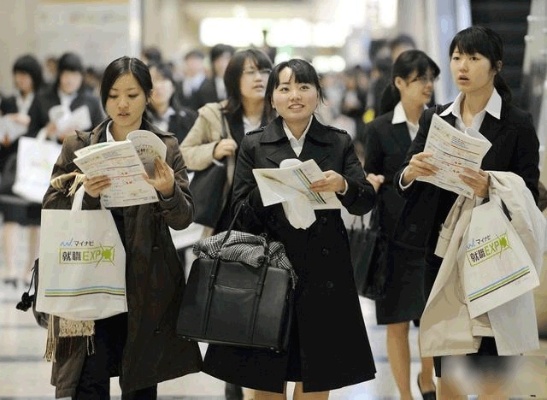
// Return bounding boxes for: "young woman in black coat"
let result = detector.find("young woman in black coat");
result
[203,58,380,399]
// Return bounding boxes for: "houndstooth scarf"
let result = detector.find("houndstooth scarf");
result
[193,230,297,287]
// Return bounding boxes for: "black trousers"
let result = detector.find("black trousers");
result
[73,313,157,399]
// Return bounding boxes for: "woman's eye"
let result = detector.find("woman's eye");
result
[129,94,138,99]
[108,95,118,99]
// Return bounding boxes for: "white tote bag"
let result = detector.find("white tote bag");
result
[12,130,63,203]
[36,187,127,320]
[461,196,540,318]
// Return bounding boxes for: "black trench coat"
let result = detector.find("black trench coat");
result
[202,116,377,393]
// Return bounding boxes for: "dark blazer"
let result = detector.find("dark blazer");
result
[194,77,221,110]
[364,111,411,235]
[27,87,104,139]
[166,108,198,144]
[393,101,540,269]
[203,116,377,393]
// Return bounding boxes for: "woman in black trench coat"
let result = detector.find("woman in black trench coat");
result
[202,59,379,399]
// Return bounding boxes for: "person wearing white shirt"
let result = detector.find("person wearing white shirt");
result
[364,49,440,400]
[393,26,540,400]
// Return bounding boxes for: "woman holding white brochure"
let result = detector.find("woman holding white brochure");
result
[202,58,379,399]
[393,26,540,398]
[42,56,202,399]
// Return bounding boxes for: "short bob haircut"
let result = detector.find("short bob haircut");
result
[13,54,44,91]
[222,48,273,115]
[265,58,325,107]
[100,56,153,109]
[449,25,512,103]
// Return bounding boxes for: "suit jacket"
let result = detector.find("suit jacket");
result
[364,111,411,235]
[27,87,104,139]
[166,107,198,144]
[393,101,540,262]
[203,116,377,393]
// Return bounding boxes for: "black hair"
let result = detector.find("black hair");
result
[449,25,512,103]
[265,58,325,107]
[223,48,273,116]
[100,56,152,110]
[141,46,162,65]
[148,62,183,116]
[389,34,416,52]
[184,49,205,61]
[12,54,44,92]
[54,52,84,91]
[380,49,440,114]
[210,43,235,64]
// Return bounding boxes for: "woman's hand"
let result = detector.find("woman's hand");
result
[460,167,489,198]
[144,157,175,198]
[213,139,237,159]
[83,175,111,198]
[401,152,437,185]
[310,170,346,193]
[366,173,385,193]
[7,113,30,127]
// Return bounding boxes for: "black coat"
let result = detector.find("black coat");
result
[167,108,198,144]
[393,101,540,273]
[27,87,104,138]
[203,116,377,393]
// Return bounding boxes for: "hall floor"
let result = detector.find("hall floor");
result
[0,225,546,399]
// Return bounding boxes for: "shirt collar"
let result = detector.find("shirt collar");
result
[282,116,313,143]
[106,120,115,142]
[391,101,407,124]
[439,89,502,120]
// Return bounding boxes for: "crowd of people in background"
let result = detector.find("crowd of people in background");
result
[0,25,543,400]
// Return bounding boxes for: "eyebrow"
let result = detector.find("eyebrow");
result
[110,87,140,92]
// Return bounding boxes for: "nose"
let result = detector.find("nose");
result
[289,89,300,100]
[118,96,129,108]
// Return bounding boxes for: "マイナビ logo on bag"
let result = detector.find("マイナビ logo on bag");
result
[58,239,117,266]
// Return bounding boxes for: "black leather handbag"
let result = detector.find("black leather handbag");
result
[189,116,229,228]
[177,205,295,353]
[351,201,388,300]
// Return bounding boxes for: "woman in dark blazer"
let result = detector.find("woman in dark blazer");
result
[27,51,104,141]
[393,26,540,398]
[364,50,440,400]
[0,54,44,287]
[202,59,379,399]
[148,62,198,144]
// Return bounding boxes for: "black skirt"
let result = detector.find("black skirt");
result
[0,194,41,225]
[375,242,426,325]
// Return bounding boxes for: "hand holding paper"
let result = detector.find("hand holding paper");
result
[253,159,342,229]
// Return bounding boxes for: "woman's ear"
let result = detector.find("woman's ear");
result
[394,76,404,91]
[495,60,503,73]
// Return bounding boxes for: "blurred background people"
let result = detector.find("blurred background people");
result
[175,49,207,111]
[0,54,44,288]
[28,51,104,142]
[195,43,236,109]
[148,62,198,144]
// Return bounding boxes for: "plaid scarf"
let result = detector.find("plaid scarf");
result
[193,230,297,287]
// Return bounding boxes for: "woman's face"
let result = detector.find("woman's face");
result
[14,71,33,95]
[271,67,319,124]
[397,68,435,107]
[239,58,269,102]
[105,73,148,131]
[150,68,174,107]
[450,49,496,95]
[59,70,83,95]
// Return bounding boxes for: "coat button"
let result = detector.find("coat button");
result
[152,245,160,251]
[320,216,328,224]
[321,248,329,256]
[326,281,334,289]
